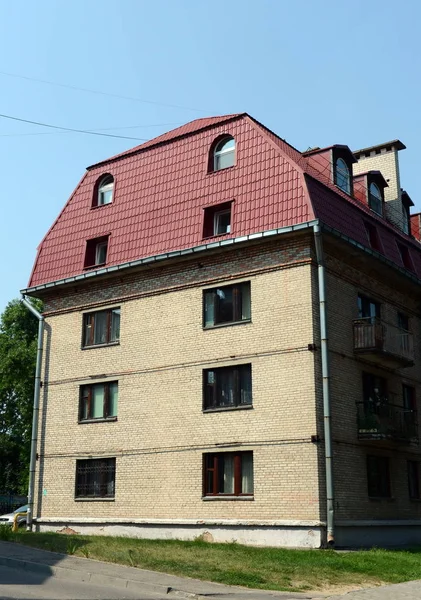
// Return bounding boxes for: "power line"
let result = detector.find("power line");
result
[0,113,151,141]
[0,70,208,113]
[0,122,181,138]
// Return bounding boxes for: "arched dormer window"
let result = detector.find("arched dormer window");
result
[368,182,383,216]
[95,175,114,207]
[212,136,235,171]
[335,158,351,194]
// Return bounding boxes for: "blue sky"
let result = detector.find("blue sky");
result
[1,0,420,311]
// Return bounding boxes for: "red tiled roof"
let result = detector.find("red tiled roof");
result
[28,114,314,287]
[27,113,421,289]
[88,114,246,168]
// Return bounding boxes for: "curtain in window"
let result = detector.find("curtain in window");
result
[241,284,251,320]
[241,453,254,494]
[222,455,234,493]
[240,367,252,405]
[94,312,108,344]
[111,309,120,341]
[109,383,118,417]
[204,292,215,327]
[219,370,235,406]
[92,385,104,418]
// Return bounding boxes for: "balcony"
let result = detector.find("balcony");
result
[357,401,418,444]
[353,318,414,368]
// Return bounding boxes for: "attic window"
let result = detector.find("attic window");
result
[94,175,114,207]
[368,183,383,216]
[203,202,232,238]
[397,243,414,272]
[364,221,382,252]
[335,158,351,194]
[212,136,235,171]
[84,236,109,269]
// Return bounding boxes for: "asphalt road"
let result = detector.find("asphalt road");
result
[0,564,167,600]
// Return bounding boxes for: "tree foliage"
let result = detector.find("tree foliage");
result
[0,298,42,494]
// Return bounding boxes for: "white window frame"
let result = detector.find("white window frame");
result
[214,208,231,235]
[97,177,114,206]
[335,158,351,194]
[213,137,235,171]
[95,241,108,265]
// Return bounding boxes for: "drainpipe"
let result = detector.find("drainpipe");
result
[313,223,334,547]
[21,296,44,532]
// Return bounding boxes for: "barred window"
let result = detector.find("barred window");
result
[83,308,120,347]
[203,364,252,410]
[79,382,118,422]
[75,458,115,499]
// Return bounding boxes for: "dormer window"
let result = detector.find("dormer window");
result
[94,175,114,207]
[203,202,233,238]
[212,136,235,171]
[84,235,109,268]
[335,158,351,194]
[368,182,383,216]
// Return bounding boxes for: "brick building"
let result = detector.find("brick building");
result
[23,114,421,547]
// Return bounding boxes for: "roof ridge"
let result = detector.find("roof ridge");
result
[87,113,247,170]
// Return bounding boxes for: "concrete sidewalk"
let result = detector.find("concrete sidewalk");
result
[0,541,323,600]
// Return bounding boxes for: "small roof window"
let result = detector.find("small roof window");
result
[213,136,235,171]
[335,158,351,194]
[95,175,114,207]
[368,182,383,216]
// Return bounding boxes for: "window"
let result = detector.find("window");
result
[75,458,115,499]
[335,158,351,194]
[408,461,420,500]
[203,364,252,410]
[363,372,387,415]
[368,182,383,215]
[84,236,109,268]
[83,308,120,347]
[364,221,381,252]
[95,175,114,207]
[203,202,232,237]
[397,243,414,271]
[367,455,391,498]
[358,295,380,322]
[79,382,118,421]
[213,136,235,171]
[204,282,250,327]
[398,312,409,332]
[203,451,253,496]
[214,208,231,235]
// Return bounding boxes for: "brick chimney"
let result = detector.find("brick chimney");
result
[411,213,421,242]
[353,140,407,231]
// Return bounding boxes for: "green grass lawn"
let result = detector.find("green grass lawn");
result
[9,532,421,593]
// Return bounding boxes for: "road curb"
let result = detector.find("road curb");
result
[0,555,174,596]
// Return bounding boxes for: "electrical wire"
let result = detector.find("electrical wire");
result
[0,112,150,141]
[0,122,182,138]
[0,69,208,113]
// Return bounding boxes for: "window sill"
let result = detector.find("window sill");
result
[202,496,254,501]
[74,497,115,502]
[90,203,112,210]
[81,342,120,350]
[203,405,253,414]
[206,165,235,176]
[203,319,251,331]
[368,497,395,502]
[83,262,106,271]
[78,417,118,424]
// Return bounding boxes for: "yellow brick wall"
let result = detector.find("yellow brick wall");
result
[36,242,323,523]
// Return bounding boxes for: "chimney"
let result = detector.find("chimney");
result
[353,140,406,231]
[411,213,421,242]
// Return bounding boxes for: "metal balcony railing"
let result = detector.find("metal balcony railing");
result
[353,318,414,366]
[356,400,418,443]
